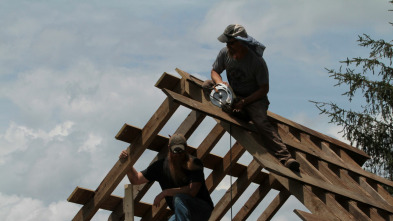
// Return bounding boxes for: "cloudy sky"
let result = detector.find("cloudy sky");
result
[0,0,391,220]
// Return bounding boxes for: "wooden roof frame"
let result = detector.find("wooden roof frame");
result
[68,68,393,221]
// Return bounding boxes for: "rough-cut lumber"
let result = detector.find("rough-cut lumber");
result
[257,189,290,221]
[294,209,332,221]
[209,160,263,221]
[161,81,392,189]
[68,69,393,221]
[72,97,180,221]
[124,184,134,221]
[67,186,171,216]
[174,68,370,165]
[232,178,272,221]
[162,88,393,214]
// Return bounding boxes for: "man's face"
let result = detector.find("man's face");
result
[169,145,186,161]
[226,39,240,56]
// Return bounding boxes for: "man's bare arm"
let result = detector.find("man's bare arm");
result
[153,182,202,207]
[119,150,149,185]
[211,69,229,86]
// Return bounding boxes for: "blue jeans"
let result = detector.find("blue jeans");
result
[168,193,213,221]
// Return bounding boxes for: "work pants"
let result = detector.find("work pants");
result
[168,193,213,221]
[202,80,292,163]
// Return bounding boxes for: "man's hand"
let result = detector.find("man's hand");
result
[221,81,229,87]
[119,150,128,159]
[153,191,166,207]
[232,99,245,112]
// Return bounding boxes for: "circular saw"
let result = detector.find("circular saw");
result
[209,83,235,111]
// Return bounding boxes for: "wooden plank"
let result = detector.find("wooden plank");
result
[68,187,172,217]
[339,148,393,201]
[155,72,181,91]
[113,123,272,187]
[233,178,272,221]
[162,89,255,132]
[314,160,372,221]
[72,97,180,221]
[257,189,290,221]
[205,141,247,193]
[294,209,332,221]
[162,88,393,214]
[115,124,142,144]
[162,86,393,190]
[173,68,370,163]
[209,160,263,221]
[124,184,134,221]
[196,123,226,160]
[295,153,356,220]
[345,200,372,221]
[283,126,393,189]
[272,176,341,220]
[68,186,121,211]
[268,110,369,165]
[164,71,393,191]
[226,120,393,214]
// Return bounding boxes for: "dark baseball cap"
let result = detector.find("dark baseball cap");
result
[217,24,248,43]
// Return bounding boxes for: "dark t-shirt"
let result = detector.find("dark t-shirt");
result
[212,47,270,104]
[141,157,214,211]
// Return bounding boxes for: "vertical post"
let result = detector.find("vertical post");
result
[124,184,134,221]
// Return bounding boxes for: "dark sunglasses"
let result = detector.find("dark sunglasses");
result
[226,40,237,45]
[171,148,185,154]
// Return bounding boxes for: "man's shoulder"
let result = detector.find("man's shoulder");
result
[153,157,166,165]
[146,157,166,170]
[218,47,228,55]
[186,156,204,171]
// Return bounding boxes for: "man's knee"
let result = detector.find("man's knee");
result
[173,193,189,205]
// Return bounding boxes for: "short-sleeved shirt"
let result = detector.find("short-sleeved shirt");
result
[213,47,270,103]
[141,157,214,211]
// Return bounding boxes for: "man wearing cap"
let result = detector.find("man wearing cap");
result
[203,24,300,172]
[119,133,213,221]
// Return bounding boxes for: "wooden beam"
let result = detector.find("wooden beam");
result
[294,209,332,221]
[315,161,371,221]
[112,122,272,187]
[68,186,172,216]
[209,160,263,221]
[72,97,180,221]
[205,141,247,193]
[166,70,393,190]
[124,184,134,221]
[281,124,393,189]
[232,178,272,221]
[272,176,341,220]
[257,189,290,221]
[162,85,393,190]
[173,68,370,163]
[162,88,393,214]
[196,123,226,160]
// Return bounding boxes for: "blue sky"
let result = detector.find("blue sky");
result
[0,1,391,220]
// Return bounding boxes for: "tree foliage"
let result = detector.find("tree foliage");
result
[311,23,393,182]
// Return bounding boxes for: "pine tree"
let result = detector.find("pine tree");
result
[311,12,393,187]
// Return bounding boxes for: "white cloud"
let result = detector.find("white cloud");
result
[0,192,110,221]
[78,133,102,153]
[0,121,74,164]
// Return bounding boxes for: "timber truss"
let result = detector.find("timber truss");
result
[68,68,393,221]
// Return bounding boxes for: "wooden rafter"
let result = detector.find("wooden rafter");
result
[68,69,393,221]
